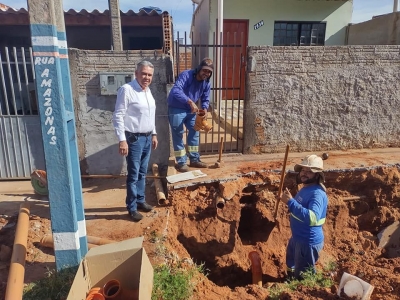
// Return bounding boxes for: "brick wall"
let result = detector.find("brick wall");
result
[244,46,400,154]
[175,50,192,77]
[69,49,173,174]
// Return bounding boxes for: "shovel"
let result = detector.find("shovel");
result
[273,145,290,221]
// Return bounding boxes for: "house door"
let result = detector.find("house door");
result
[222,20,248,100]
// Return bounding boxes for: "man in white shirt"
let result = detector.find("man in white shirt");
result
[112,61,158,222]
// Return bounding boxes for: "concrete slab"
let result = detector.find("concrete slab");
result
[378,221,400,258]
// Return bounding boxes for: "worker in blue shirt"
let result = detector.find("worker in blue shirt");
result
[167,58,213,172]
[280,154,328,279]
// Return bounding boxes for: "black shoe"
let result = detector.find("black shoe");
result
[190,160,208,168]
[129,211,143,222]
[176,164,190,172]
[137,202,153,212]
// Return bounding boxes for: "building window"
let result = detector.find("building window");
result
[273,22,326,46]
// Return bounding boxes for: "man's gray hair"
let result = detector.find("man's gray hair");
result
[137,60,154,71]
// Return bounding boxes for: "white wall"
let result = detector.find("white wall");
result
[191,0,211,64]
[206,0,352,46]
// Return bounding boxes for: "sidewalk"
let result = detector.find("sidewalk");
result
[166,147,400,189]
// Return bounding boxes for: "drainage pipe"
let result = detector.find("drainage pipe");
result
[215,196,225,209]
[103,279,122,299]
[248,251,263,287]
[5,202,30,300]
[152,163,167,205]
[342,196,366,201]
[40,235,115,249]
[86,236,117,245]
[80,174,164,179]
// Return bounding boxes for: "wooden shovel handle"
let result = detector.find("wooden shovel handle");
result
[218,137,224,162]
[274,145,290,219]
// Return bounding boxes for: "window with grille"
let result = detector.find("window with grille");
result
[273,22,326,46]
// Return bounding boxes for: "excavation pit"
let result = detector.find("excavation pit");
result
[1,152,400,300]
[238,193,275,245]
[167,163,400,298]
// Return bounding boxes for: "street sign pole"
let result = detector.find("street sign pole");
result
[28,0,85,269]
[54,0,88,258]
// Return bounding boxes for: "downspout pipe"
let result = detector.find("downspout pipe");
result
[218,0,223,38]
[5,202,30,300]
[216,0,223,115]
[394,0,398,12]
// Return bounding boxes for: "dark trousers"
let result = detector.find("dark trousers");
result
[286,237,324,279]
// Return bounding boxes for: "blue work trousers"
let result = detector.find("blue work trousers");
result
[286,237,324,279]
[125,131,151,213]
[168,106,200,165]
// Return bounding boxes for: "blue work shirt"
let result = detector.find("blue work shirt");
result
[167,69,211,110]
[287,184,328,245]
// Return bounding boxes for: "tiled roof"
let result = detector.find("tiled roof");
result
[0,6,27,13]
[0,7,166,16]
[0,3,11,10]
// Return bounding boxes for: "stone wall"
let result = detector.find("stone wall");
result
[244,46,400,154]
[69,49,172,175]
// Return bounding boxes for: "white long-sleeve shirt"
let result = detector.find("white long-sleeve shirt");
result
[112,79,156,142]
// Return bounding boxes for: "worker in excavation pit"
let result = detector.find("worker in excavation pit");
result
[280,154,328,280]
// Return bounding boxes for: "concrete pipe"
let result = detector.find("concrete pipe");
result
[152,163,167,205]
[215,196,225,209]
[5,202,30,300]
[248,251,263,287]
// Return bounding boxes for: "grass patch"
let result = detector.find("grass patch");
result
[149,229,207,300]
[268,265,335,300]
[23,267,76,300]
[152,259,206,300]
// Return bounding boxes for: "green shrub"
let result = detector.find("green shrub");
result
[152,260,206,300]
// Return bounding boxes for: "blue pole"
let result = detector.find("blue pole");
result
[29,0,82,269]
[56,2,88,257]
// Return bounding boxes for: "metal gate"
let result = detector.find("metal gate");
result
[0,47,45,179]
[174,29,246,154]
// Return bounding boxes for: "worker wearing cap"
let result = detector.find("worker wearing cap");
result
[280,154,328,279]
[167,58,213,172]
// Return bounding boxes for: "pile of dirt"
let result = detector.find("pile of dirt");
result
[0,164,399,299]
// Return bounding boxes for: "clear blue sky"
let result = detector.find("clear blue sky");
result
[1,0,397,36]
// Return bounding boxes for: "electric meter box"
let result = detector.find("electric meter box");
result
[99,72,134,95]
